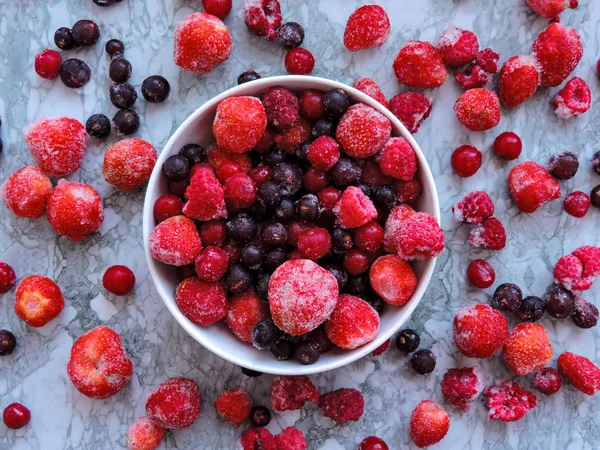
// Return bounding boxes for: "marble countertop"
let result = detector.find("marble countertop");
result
[1,0,599,449]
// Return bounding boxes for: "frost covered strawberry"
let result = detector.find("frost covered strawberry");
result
[146,377,201,428]
[270,375,319,411]
[508,161,561,213]
[436,26,479,67]
[1,166,52,219]
[183,168,227,221]
[334,186,378,228]
[469,218,507,251]
[498,56,541,109]
[149,215,203,266]
[441,367,484,412]
[336,104,391,159]
[213,96,267,153]
[274,117,311,152]
[393,41,448,88]
[15,275,64,327]
[352,78,389,108]
[214,387,252,427]
[527,0,578,19]
[558,351,600,395]
[174,12,232,74]
[388,92,433,134]
[243,0,282,41]
[503,323,553,376]
[344,5,390,52]
[553,77,592,119]
[532,23,582,87]
[454,88,501,131]
[484,380,536,422]
[453,304,508,358]
[409,400,450,448]
[369,254,417,305]
[452,191,494,224]
[127,417,165,450]
[325,294,379,349]
[175,277,227,326]
[206,143,252,172]
[396,212,444,260]
[103,138,157,192]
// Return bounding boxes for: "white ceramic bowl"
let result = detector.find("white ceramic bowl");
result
[143,75,440,375]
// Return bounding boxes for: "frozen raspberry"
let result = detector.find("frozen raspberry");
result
[319,388,364,424]
[453,304,508,358]
[103,138,157,192]
[195,246,229,282]
[493,131,522,160]
[527,0,579,20]
[452,191,494,224]
[275,427,308,450]
[239,427,277,450]
[127,417,165,450]
[409,400,449,449]
[453,64,493,89]
[183,169,227,221]
[284,48,315,75]
[369,254,417,305]
[393,41,448,88]
[25,117,87,177]
[174,12,232,74]
[396,212,444,260]
[467,259,495,289]
[475,48,500,74]
[298,227,332,260]
[0,262,16,294]
[261,87,299,131]
[202,0,232,19]
[554,253,593,292]
[226,289,270,342]
[307,136,340,171]
[334,186,378,229]
[1,166,52,219]
[558,351,600,395]
[451,145,482,178]
[533,367,563,395]
[270,375,319,412]
[299,89,325,120]
[146,377,201,429]
[436,26,479,67]
[359,437,389,450]
[498,55,541,109]
[47,180,103,241]
[454,88,501,131]
[325,294,379,349]
[553,77,592,119]
[372,338,391,357]
[213,96,267,154]
[274,117,311,152]
[336,104,391,159]
[532,23,582,87]
[344,5,390,52]
[361,159,392,187]
[383,204,415,253]
[388,92,433,134]
[206,143,252,172]
[67,326,133,399]
[268,259,339,335]
[214,387,252,427]
[224,173,257,209]
[503,323,553,376]
[469,217,507,251]
[508,161,561,213]
[149,215,203,266]
[484,380,536,422]
[34,49,62,79]
[378,138,417,181]
[243,0,281,41]
[564,191,591,218]
[14,275,64,327]
[352,78,389,108]
[441,367,483,412]
[175,277,227,326]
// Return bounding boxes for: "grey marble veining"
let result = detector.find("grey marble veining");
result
[1,0,599,449]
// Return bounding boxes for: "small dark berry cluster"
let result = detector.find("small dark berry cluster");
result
[395,328,436,375]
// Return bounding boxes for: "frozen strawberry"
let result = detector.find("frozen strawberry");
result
[14,275,64,327]
[453,304,509,358]
[498,56,541,109]
[336,104,391,159]
[352,78,389,108]
[558,351,600,395]
[46,180,104,241]
[67,326,133,399]
[372,338,391,356]
[1,166,52,219]
[149,215,203,266]
[476,48,500,74]
[0,261,16,294]
[378,138,417,181]
[527,0,579,19]
[508,161,561,213]
[454,88,501,131]
[224,173,257,209]
[243,0,282,41]
[103,138,157,192]
[436,26,479,67]
[396,212,444,260]
[564,191,591,217]
[325,294,379,349]
[127,417,165,450]
[226,289,270,342]
[334,186,378,229]
[369,255,417,306]
[261,87,299,131]
[453,64,493,89]
[319,388,364,424]
[24,117,87,177]
[214,386,252,427]
[441,367,484,412]
[174,12,232,74]
[146,377,201,428]
[532,23,582,87]
[239,427,277,450]
[533,367,563,395]
[268,259,339,335]
[469,217,507,251]
[274,117,311,152]
[409,400,450,449]
[553,77,592,119]
[452,191,494,224]
[344,5,390,52]
[484,380,536,422]
[206,143,252,172]
[175,277,227,326]
[393,41,448,88]
[213,96,267,153]
[275,427,308,450]
[307,136,340,171]
[388,92,433,134]
[270,375,319,412]
[383,204,415,254]
[195,246,229,282]
[183,169,227,221]
[503,323,552,376]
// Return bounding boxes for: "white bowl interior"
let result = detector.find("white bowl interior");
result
[143,75,440,375]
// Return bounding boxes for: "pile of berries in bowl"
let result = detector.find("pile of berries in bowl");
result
[143,75,442,375]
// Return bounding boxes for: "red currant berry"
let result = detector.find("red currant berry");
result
[217,162,243,183]
[466,259,495,289]
[354,221,384,252]
[248,165,271,186]
[201,0,232,19]
[302,167,329,193]
[0,262,16,294]
[297,227,331,260]
[299,89,325,120]
[153,194,184,223]
[286,221,314,246]
[224,173,257,209]
[102,265,135,295]
[319,187,342,210]
[190,163,217,179]
[343,248,370,275]
[533,367,563,395]
[597,59,600,77]
[3,403,31,429]
[451,145,482,178]
[493,131,522,160]
[394,179,422,204]
[564,191,590,218]
[199,220,226,247]
[285,48,315,75]
[359,436,389,450]
[34,49,62,80]
[195,246,229,281]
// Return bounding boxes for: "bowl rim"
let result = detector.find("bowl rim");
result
[142,74,440,375]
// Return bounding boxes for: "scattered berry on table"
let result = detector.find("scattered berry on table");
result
[503,322,553,376]
[142,75,171,103]
[508,161,561,213]
[3,403,31,430]
[109,82,138,109]
[393,41,448,88]
[86,113,111,138]
[249,406,271,427]
[103,265,135,296]
[353,78,389,108]
[344,5,390,52]
[436,26,479,67]
[0,262,16,294]
[126,416,165,450]
[319,388,364,423]
[0,330,17,356]
[453,304,508,358]
[239,427,276,450]
[113,109,140,135]
[72,19,100,46]
[270,375,319,412]
[214,387,252,428]
[572,298,598,329]
[285,48,315,75]
[484,380,536,422]
[243,0,282,41]
[517,296,546,322]
[34,49,62,79]
[553,248,600,292]
[275,427,308,450]
[176,277,227,326]
[103,138,157,191]
[532,22,582,87]
[498,55,541,108]
[238,69,261,85]
[469,217,507,251]
[359,436,389,450]
[527,0,578,18]
[145,377,201,428]
[545,285,575,318]
[547,151,578,179]
[453,63,493,89]
[492,283,523,312]
[441,367,483,412]
[564,191,590,218]
[454,88,501,131]
[557,351,600,395]
[149,215,203,266]
[388,92,432,134]
[54,27,75,50]
[409,400,450,448]
[411,349,436,375]
[467,260,495,289]
[452,191,494,224]
[59,58,91,88]
[476,48,500,72]
[105,38,124,58]
[553,77,592,119]
[109,57,132,82]
[396,329,420,353]
[278,22,305,48]
[451,145,482,177]
[1,166,52,219]
[533,367,563,395]
[202,0,232,19]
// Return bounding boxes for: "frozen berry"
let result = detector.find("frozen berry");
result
[86,114,111,138]
[1,166,52,219]
[371,338,390,356]
[343,249,369,275]
[109,57,132,83]
[195,246,229,282]
[153,194,183,223]
[261,87,299,131]
[453,304,508,358]
[224,173,257,209]
[499,56,540,109]
[214,387,252,428]
[453,63,493,89]
[250,318,281,350]
[393,41,447,88]
[454,88,500,131]
[572,298,598,329]
[0,330,16,356]
[553,77,592,119]
[126,416,165,450]
[452,191,494,224]
[294,340,320,365]
[440,367,483,412]
[3,403,31,430]
[184,169,227,221]
[383,204,415,253]
[325,294,379,349]
[278,22,305,48]
[344,5,390,52]
[396,329,420,353]
[176,277,227,326]
[243,0,282,41]
[336,104,391,159]
[298,227,331,260]
[275,427,308,450]
[285,48,315,75]
[492,283,522,312]
[298,89,325,121]
[324,89,350,119]
[34,49,62,79]
[273,117,311,152]
[14,275,64,327]
[238,69,261,84]
[149,215,203,266]
[469,217,506,251]
[202,0,232,19]
[335,186,378,229]
[547,151,578,180]
[394,179,422,204]
[146,377,201,429]
[319,388,364,423]
[213,96,267,153]
[354,221,384,252]
[370,255,417,305]
[375,184,398,210]
[396,212,445,260]
[484,380,536,422]
[558,351,600,395]
[113,109,140,135]
[271,163,302,196]
[564,191,590,218]
[249,406,271,427]
[105,39,124,58]
[517,296,546,322]
[331,157,362,188]
[533,367,563,395]
[546,285,575,318]
[409,400,449,448]
[141,75,170,103]
[411,349,436,375]
[104,138,157,191]
[0,262,16,294]
[476,48,500,73]
[306,136,340,171]
[527,0,578,18]
[54,27,74,50]
[503,322,553,376]
[239,427,277,450]
[388,92,433,134]
[295,194,320,222]
[436,26,479,67]
[270,375,319,411]
[467,259,495,289]
[103,265,135,296]
[352,78,389,108]
[72,19,100,46]
[555,246,600,292]
[509,161,561,213]
[359,437,389,450]
[226,214,257,242]
[378,138,417,181]
[532,23,582,87]
[109,82,137,109]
